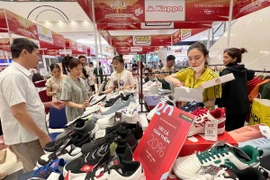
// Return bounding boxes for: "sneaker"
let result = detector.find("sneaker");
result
[101,95,135,115]
[187,108,226,137]
[63,142,118,178]
[239,137,270,158]
[32,159,67,179]
[37,144,82,168]
[73,155,145,180]
[55,119,99,141]
[83,105,101,116]
[96,113,116,129]
[89,94,106,106]
[181,101,204,113]
[173,143,263,179]
[121,122,143,140]
[228,124,264,143]
[104,93,123,107]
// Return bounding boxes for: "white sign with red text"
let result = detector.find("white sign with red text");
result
[145,0,185,21]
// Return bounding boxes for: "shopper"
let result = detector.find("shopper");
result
[0,38,65,172]
[89,62,96,93]
[219,48,254,131]
[161,55,175,73]
[60,57,89,122]
[165,42,221,108]
[101,56,136,94]
[94,62,104,85]
[46,63,66,101]
[79,55,92,92]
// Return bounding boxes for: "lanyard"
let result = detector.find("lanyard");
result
[117,71,123,88]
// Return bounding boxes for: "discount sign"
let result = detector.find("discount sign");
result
[134,102,195,180]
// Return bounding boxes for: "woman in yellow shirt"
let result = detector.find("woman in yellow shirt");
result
[165,42,221,108]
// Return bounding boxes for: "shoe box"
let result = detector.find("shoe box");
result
[178,131,238,157]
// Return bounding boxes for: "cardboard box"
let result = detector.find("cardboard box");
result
[179,131,238,157]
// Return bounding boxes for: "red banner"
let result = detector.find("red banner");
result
[77,0,94,20]
[95,0,145,23]
[0,9,8,32]
[185,0,230,21]
[233,0,270,19]
[6,10,38,39]
[112,36,133,47]
[151,34,171,46]
[100,31,111,45]
[39,49,60,56]
[172,30,181,45]
[52,32,65,48]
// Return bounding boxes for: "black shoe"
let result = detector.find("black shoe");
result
[104,94,123,107]
[121,122,143,140]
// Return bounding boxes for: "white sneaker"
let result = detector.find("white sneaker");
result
[83,104,101,116]
[72,155,146,180]
[96,113,116,129]
[143,81,162,94]
[173,143,262,179]
[37,144,82,168]
[188,108,226,137]
[90,94,106,106]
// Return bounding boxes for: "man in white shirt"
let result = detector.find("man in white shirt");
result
[0,38,65,171]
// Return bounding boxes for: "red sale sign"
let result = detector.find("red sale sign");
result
[134,102,195,180]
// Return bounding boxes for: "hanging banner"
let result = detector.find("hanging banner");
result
[97,22,141,30]
[233,0,270,19]
[172,29,181,44]
[5,10,38,39]
[37,25,53,44]
[52,32,65,48]
[151,34,171,46]
[185,0,230,21]
[0,38,10,46]
[94,0,145,23]
[145,0,185,21]
[99,31,111,45]
[181,28,208,41]
[39,49,60,56]
[133,35,151,46]
[112,36,133,47]
[77,0,93,20]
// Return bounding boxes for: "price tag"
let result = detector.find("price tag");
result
[205,121,218,141]
[134,102,195,180]
[259,125,270,138]
[95,130,106,139]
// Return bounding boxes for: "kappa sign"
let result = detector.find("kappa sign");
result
[133,36,151,46]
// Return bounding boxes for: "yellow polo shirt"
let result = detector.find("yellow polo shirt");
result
[175,67,222,103]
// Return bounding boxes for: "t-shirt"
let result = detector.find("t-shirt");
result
[45,75,66,101]
[175,67,222,103]
[249,79,270,101]
[161,66,174,73]
[0,62,47,145]
[108,70,135,90]
[60,77,88,122]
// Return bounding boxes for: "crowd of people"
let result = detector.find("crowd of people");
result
[0,38,254,178]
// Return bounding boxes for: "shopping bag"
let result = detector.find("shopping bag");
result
[249,98,270,125]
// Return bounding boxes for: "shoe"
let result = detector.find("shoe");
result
[63,142,133,179]
[239,137,270,158]
[89,94,106,106]
[104,93,123,107]
[37,144,82,167]
[63,141,118,178]
[96,113,116,129]
[101,95,135,115]
[72,155,145,180]
[143,80,162,94]
[121,122,143,140]
[173,143,263,179]
[117,129,138,152]
[32,159,66,179]
[44,120,99,153]
[187,108,226,137]
[55,119,98,141]
[181,101,204,113]
[228,124,264,143]
[83,105,101,116]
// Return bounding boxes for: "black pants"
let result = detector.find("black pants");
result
[90,85,95,92]
[225,112,247,131]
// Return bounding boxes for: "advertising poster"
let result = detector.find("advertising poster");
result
[151,34,171,46]
[112,36,133,47]
[133,35,151,46]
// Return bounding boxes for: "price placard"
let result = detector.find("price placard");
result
[134,102,195,180]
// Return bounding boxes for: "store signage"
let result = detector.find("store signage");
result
[131,47,142,52]
[133,35,151,46]
[145,0,185,21]
[77,43,83,52]
[181,29,192,40]
[134,102,195,180]
[59,49,72,55]
[37,25,53,44]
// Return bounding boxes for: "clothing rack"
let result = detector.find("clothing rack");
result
[251,69,270,73]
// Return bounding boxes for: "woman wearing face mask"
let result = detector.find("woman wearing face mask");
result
[60,57,89,122]
[165,42,221,108]
[46,63,66,101]
[101,56,136,94]
[219,48,254,131]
